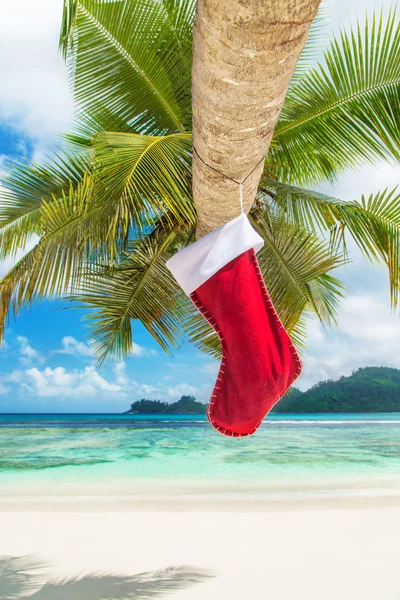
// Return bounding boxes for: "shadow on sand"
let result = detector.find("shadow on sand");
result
[0,555,213,599]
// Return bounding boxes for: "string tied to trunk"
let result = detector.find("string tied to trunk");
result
[192,146,266,215]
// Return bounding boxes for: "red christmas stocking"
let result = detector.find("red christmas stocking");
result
[167,214,302,437]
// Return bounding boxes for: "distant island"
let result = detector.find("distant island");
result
[124,396,207,415]
[124,367,400,414]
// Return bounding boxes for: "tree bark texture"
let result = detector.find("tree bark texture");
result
[192,0,322,238]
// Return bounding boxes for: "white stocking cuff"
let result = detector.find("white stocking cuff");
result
[166,214,264,296]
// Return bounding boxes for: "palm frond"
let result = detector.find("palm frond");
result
[0,176,99,341]
[92,131,195,241]
[73,227,192,364]
[250,208,346,333]
[288,0,329,88]
[259,177,400,307]
[183,310,220,359]
[0,153,89,260]
[288,316,308,352]
[271,8,400,184]
[0,130,195,266]
[332,187,400,308]
[0,131,197,342]
[63,105,134,149]
[60,0,79,57]
[258,176,341,233]
[40,173,119,260]
[60,0,194,134]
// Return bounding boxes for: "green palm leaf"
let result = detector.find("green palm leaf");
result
[0,131,195,265]
[0,175,100,341]
[73,227,192,364]
[60,0,194,134]
[250,208,346,333]
[259,177,400,306]
[0,132,196,338]
[63,105,134,149]
[271,8,400,184]
[92,131,195,243]
[332,188,400,308]
[288,317,308,352]
[258,176,341,233]
[183,310,220,359]
[287,1,329,89]
[0,153,89,260]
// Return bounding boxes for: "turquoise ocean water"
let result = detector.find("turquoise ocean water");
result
[0,413,399,489]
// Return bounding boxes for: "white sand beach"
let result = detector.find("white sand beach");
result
[1,488,399,600]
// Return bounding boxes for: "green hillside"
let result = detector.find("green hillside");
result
[273,367,400,413]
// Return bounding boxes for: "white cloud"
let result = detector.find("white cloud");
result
[199,361,219,376]
[0,154,8,173]
[3,370,23,383]
[17,335,44,364]
[0,1,73,152]
[135,383,160,396]
[113,362,129,386]
[114,371,163,398]
[0,369,22,398]
[4,359,198,405]
[319,161,400,204]
[328,0,392,32]
[131,342,158,358]
[0,347,205,407]
[23,365,122,398]
[167,383,198,398]
[56,336,93,358]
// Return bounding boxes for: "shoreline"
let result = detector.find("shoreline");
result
[2,476,400,512]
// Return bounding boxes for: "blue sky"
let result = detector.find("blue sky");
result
[0,300,215,412]
[0,0,399,412]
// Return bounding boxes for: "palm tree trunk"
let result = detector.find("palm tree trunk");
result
[192,0,321,238]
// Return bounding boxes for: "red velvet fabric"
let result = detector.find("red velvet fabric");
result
[191,249,302,437]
